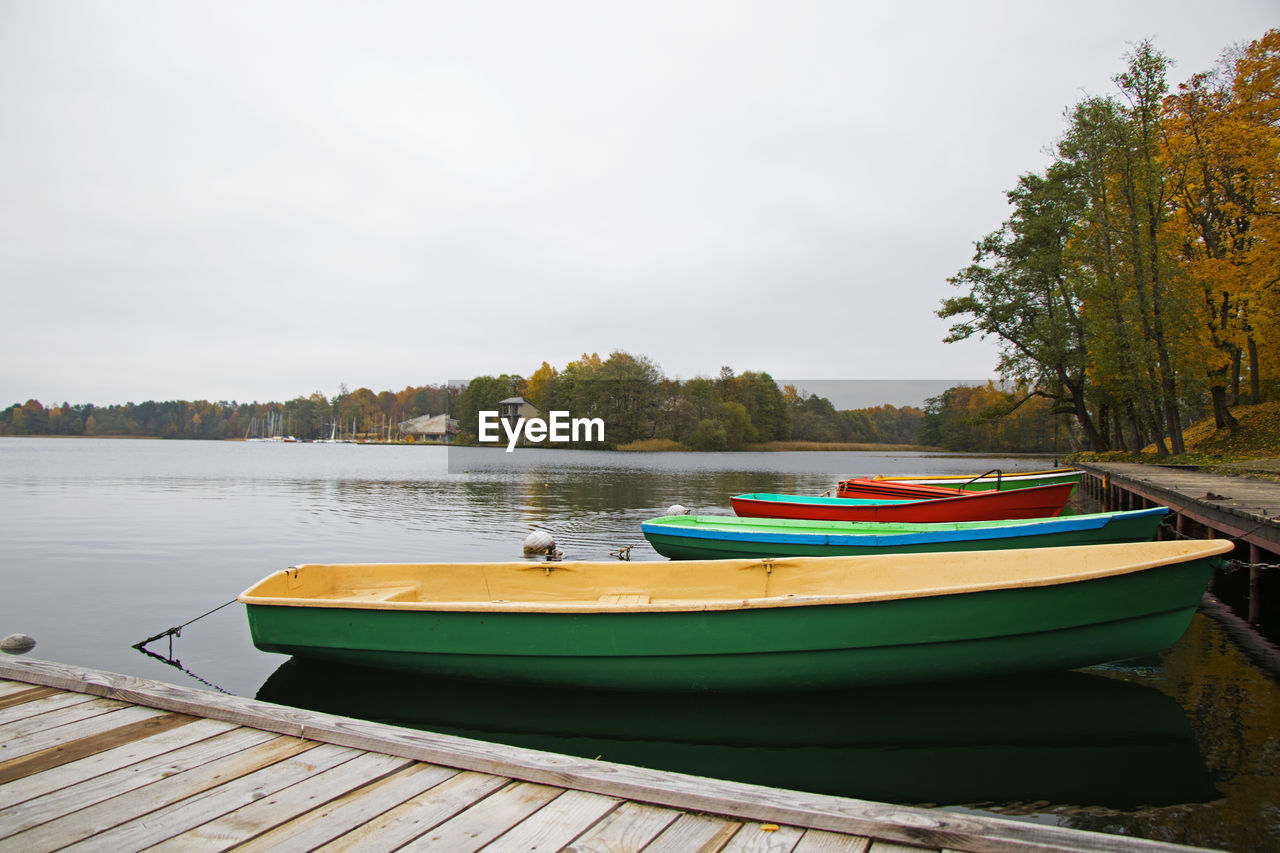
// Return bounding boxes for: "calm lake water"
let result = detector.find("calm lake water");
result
[2,437,1278,851]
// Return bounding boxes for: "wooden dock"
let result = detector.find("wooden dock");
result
[1074,462,1280,561]
[1075,461,1280,626]
[0,657,1214,853]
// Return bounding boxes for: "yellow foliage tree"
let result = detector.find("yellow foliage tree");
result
[1161,29,1279,425]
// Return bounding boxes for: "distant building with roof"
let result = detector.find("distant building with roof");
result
[498,397,542,427]
[398,413,458,443]
[497,397,543,447]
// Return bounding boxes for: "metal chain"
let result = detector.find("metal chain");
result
[1222,559,1280,573]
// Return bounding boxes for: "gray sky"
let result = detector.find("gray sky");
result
[2,1,1275,407]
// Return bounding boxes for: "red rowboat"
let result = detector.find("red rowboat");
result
[731,482,1075,523]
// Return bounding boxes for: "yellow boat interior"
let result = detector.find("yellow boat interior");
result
[238,539,1232,613]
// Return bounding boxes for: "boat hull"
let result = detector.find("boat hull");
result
[732,482,1075,522]
[243,543,1223,692]
[641,508,1168,560]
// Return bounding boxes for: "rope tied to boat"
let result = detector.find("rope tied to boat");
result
[131,597,238,694]
[132,597,239,655]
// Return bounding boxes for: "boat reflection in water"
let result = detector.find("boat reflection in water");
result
[257,660,1215,810]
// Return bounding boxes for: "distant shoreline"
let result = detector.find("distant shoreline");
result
[615,439,927,453]
[0,434,1044,455]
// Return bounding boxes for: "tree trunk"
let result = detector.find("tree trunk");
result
[1071,394,1108,451]
[1145,396,1169,456]
[1149,228,1185,454]
[1231,346,1242,405]
[1209,376,1239,433]
[1126,401,1144,453]
[1247,335,1261,404]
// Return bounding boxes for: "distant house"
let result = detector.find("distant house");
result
[498,397,542,427]
[497,397,543,447]
[398,413,458,443]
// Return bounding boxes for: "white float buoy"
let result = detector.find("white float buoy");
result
[1,633,36,654]
[665,504,690,516]
[523,529,556,555]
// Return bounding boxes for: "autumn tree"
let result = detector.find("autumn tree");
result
[524,361,559,413]
[940,165,1107,449]
[1220,30,1279,401]
[942,32,1279,454]
[453,375,517,441]
[1114,40,1189,453]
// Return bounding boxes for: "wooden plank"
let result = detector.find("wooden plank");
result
[869,842,939,853]
[62,743,363,851]
[0,696,131,741]
[0,711,194,784]
[643,812,743,852]
[396,779,564,851]
[0,733,317,853]
[564,800,681,853]
[229,762,460,853]
[0,716,234,810]
[721,822,807,853]
[0,705,169,767]
[0,689,93,721]
[793,831,875,853]
[0,658,1218,853]
[310,770,509,853]
[0,680,37,698]
[0,686,61,710]
[470,789,620,851]
[1076,463,1280,549]
[143,750,413,852]
[0,726,278,841]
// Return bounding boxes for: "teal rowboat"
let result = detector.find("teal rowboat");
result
[239,539,1231,691]
[641,507,1168,560]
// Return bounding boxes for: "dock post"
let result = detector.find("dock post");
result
[1250,544,1263,624]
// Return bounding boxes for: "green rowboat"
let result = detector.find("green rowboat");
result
[239,539,1231,691]
[641,507,1167,560]
[874,467,1083,492]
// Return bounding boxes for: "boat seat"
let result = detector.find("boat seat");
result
[598,593,651,606]
[325,586,419,603]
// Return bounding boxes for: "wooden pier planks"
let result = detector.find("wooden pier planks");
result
[1076,462,1280,553]
[0,657,1220,853]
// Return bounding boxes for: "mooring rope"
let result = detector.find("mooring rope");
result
[131,597,239,654]
[133,641,232,694]
[130,597,238,694]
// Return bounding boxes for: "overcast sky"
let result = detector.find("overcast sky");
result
[2,1,1275,407]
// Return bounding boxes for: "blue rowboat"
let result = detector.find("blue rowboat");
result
[642,507,1169,560]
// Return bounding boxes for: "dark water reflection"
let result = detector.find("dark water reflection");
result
[2,438,1279,850]
[257,660,1215,810]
